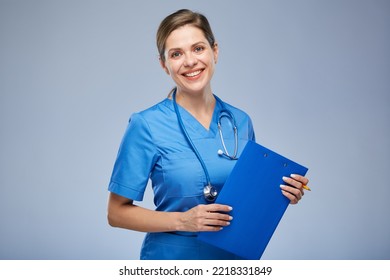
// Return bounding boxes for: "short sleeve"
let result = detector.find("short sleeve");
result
[108,113,158,201]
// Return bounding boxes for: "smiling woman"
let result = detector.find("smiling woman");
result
[107,9,309,260]
[161,25,218,101]
[161,25,219,129]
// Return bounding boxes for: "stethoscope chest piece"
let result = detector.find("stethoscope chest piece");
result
[203,184,218,202]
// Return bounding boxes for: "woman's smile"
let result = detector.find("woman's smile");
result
[183,69,204,79]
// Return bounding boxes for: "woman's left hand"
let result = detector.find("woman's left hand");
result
[280,174,309,204]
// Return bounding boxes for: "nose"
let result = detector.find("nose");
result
[183,52,198,67]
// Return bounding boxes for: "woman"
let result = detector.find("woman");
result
[107,9,309,260]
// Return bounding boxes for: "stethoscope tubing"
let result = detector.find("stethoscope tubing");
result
[217,110,239,160]
[172,88,238,202]
[172,90,213,186]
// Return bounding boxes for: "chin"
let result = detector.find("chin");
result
[178,80,212,95]
[180,85,209,95]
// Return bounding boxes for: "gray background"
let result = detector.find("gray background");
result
[1,0,389,259]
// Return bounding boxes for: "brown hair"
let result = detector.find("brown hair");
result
[156,9,216,62]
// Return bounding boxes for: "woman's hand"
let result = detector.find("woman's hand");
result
[280,174,310,204]
[179,204,233,232]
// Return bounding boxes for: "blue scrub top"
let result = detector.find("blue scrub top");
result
[108,96,255,259]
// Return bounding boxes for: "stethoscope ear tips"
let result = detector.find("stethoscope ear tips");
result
[217,149,224,156]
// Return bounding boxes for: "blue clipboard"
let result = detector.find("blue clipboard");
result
[197,140,308,259]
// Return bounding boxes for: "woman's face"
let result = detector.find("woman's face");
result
[161,25,218,96]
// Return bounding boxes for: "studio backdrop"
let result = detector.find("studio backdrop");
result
[0,0,389,259]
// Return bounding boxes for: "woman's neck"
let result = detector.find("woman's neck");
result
[175,87,216,129]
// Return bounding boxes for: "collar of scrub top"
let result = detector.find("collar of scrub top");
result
[172,88,238,202]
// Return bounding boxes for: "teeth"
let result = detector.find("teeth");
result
[185,70,202,77]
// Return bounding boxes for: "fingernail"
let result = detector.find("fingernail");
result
[226,222,230,226]
[228,206,233,211]
[229,216,233,221]
[291,174,298,178]
[280,184,285,188]
[282,176,289,180]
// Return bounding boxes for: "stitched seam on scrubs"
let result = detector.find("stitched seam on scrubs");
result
[136,113,159,158]
[136,113,161,189]
[109,181,144,201]
[110,180,143,193]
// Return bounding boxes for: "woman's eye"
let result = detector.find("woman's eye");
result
[194,46,204,52]
[170,51,181,58]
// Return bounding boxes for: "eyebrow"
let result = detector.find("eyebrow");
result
[167,41,208,53]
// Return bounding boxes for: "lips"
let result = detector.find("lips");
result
[183,69,204,78]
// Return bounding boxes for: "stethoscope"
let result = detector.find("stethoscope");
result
[172,89,238,202]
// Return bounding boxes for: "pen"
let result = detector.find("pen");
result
[289,175,311,191]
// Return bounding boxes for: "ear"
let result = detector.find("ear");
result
[213,43,219,64]
[159,56,170,75]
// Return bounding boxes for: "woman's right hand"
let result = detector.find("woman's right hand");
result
[178,204,233,232]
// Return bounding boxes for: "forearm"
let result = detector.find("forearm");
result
[107,193,232,233]
[108,202,182,233]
